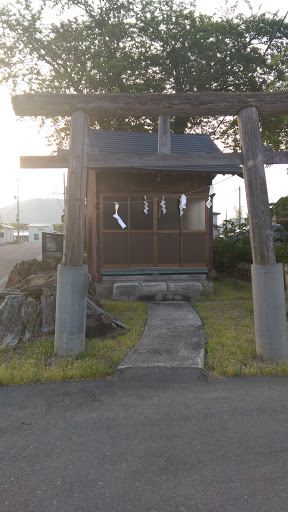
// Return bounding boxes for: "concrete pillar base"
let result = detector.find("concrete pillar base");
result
[54,265,88,356]
[251,264,288,361]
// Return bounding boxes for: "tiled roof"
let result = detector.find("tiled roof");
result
[89,130,242,175]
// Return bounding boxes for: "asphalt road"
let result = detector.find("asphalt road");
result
[0,242,42,288]
[1,370,288,512]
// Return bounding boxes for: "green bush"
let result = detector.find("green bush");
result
[213,236,288,272]
[275,242,288,264]
[213,236,252,273]
[213,219,252,273]
[213,218,288,272]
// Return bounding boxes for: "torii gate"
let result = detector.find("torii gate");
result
[12,92,288,360]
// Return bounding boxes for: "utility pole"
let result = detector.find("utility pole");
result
[235,186,241,226]
[16,179,20,243]
[63,172,66,206]
[238,186,241,226]
[62,172,66,223]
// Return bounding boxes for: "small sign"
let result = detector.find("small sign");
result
[42,232,63,259]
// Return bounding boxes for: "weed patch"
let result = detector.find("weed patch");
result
[0,302,147,386]
[195,279,288,376]
[210,278,253,301]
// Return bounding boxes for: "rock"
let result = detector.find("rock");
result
[22,298,41,341]
[237,262,252,278]
[1,259,127,345]
[112,283,141,300]
[14,271,57,294]
[5,257,61,288]
[0,294,25,347]
[41,286,57,333]
[167,282,203,301]
[141,282,167,293]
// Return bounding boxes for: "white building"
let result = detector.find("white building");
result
[14,230,29,243]
[0,224,14,245]
[28,223,54,243]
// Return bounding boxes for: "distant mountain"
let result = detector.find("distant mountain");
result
[0,198,64,224]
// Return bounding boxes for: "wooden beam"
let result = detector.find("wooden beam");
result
[207,195,214,280]
[61,150,242,167]
[86,169,97,281]
[20,155,68,168]
[238,106,275,265]
[19,147,288,169]
[63,110,89,266]
[12,91,288,117]
[273,151,288,164]
[95,190,101,282]
[158,115,171,154]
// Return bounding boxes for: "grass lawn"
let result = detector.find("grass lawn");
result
[194,278,288,376]
[0,302,147,386]
[1,279,288,385]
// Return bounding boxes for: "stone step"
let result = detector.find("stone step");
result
[112,280,212,301]
[137,293,190,302]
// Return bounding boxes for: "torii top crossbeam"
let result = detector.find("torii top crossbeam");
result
[11,91,288,361]
[12,91,288,117]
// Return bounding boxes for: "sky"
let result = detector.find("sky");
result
[0,0,287,224]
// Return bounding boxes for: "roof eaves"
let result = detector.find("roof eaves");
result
[88,130,242,174]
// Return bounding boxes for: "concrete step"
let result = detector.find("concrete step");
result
[137,293,190,302]
[112,280,212,301]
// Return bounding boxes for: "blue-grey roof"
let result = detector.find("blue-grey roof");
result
[89,130,242,175]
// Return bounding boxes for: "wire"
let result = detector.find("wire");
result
[263,10,288,57]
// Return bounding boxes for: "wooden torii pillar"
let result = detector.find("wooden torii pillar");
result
[54,110,90,356]
[238,107,288,360]
[86,170,101,282]
[12,91,288,360]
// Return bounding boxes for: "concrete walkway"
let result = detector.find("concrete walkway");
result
[118,301,205,370]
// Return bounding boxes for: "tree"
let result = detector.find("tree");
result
[53,223,64,233]
[213,216,252,272]
[1,0,288,148]
[10,222,28,230]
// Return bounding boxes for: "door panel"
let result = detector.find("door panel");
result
[157,233,180,265]
[182,233,207,265]
[182,198,206,231]
[103,232,129,265]
[157,198,180,231]
[130,232,154,265]
[130,196,153,230]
